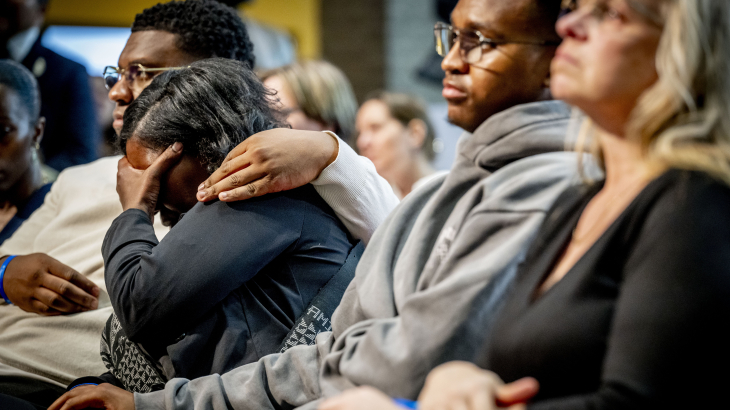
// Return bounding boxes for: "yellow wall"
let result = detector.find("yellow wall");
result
[44,0,321,59]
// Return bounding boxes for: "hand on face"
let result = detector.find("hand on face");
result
[196,128,338,202]
[48,383,134,410]
[418,361,539,410]
[117,142,183,221]
[319,386,402,410]
[1,254,99,315]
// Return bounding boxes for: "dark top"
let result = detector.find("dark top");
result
[102,185,354,380]
[0,183,52,245]
[22,38,99,171]
[486,169,730,409]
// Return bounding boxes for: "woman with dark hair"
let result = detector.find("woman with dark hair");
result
[0,59,52,246]
[76,58,354,392]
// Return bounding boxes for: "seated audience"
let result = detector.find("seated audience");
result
[321,0,730,408]
[0,0,99,171]
[98,57,355,390]
[356,91,437,198]
[0,60,51,244]
[0,1,395,408]
[261,60,359,144]
[53,0,599,409]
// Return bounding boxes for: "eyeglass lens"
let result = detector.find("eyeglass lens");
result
[434,25,484,64]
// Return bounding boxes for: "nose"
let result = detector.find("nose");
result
[356,131,371,153]
[108,77,134,105]
[441,40,469,74]
[556,7,588,40]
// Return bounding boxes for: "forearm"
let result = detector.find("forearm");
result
[135,339,327,410]
[312,133,399,244]
[102,209,162,341]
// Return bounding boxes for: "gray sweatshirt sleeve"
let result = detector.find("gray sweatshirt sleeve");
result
[133,209,548,410]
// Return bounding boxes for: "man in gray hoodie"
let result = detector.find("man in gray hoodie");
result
[50,0,589,409]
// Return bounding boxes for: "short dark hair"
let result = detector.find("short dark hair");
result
[119,58,284,174]
[131,0,255,68]
[0,59,40,124]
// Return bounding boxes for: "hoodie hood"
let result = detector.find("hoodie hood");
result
[458,100,573,172]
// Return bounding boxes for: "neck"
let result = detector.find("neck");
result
[392,155,434,197]
[596,127,650,189]
[0,161,43,208]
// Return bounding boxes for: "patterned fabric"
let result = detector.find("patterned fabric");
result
[100,314,166,393]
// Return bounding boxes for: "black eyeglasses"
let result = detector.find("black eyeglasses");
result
[102,63,189,91]
[434,22,561,66]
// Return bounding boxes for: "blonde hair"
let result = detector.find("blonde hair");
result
[260,60,358,143]
[578,0,730,184]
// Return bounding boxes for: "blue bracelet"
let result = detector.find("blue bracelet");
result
[0,255,17,304]
[68,382,98,390]
[393,398,418,409]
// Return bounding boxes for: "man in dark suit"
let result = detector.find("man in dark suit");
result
[1,0,99,171]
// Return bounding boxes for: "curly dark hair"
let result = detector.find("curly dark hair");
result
[131,0,255,68]
[119,58,285,174]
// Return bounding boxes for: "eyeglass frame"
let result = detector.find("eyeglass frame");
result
[102,63,190,90]
[433,22,561,66]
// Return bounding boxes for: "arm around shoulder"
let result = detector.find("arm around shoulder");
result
[312,132,399,244]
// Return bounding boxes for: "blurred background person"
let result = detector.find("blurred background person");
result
[356,91,436,198]
[261,60,358,145]
[0,0,99,171]
[0,60,52,245]
[215,0,296,70]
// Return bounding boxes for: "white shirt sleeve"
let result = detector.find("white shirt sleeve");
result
[311,132,399,244]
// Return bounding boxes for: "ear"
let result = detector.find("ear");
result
[406,119,427,149]
[32,117,46,149]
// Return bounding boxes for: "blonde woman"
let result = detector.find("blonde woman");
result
[356,91,437,198]
[261,60,358,144]
[320,0,730,409]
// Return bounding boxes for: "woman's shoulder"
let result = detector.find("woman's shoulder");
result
[640,168,730,217]
[627,169,730,253]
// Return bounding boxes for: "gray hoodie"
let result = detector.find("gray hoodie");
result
[135,100,586,410]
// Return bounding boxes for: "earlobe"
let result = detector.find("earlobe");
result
[407,119,427,149]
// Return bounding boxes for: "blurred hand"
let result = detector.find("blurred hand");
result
[419,362,539,410]
[48,383,134,410]
[319,386,402,410]
[1,254,99,315]
[196,128,338,203]
[117,143,183,220]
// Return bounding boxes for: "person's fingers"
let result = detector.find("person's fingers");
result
[28,299,62,316]
[198,152,253,198]
[59,393,104,410]
[48,258,100,297]
[217,177,272,202]
[495,377,539,407]
[33,287,79,313]
[197,162,263,202]
[48,390,74,410]
[42,274,98,310]
[146,142,184,180]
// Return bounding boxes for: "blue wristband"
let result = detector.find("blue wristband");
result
[68,383,98,390]
[0,255,17,304]
[393,398,418,409]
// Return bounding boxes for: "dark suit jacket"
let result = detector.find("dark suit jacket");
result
[22,38,99,171]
